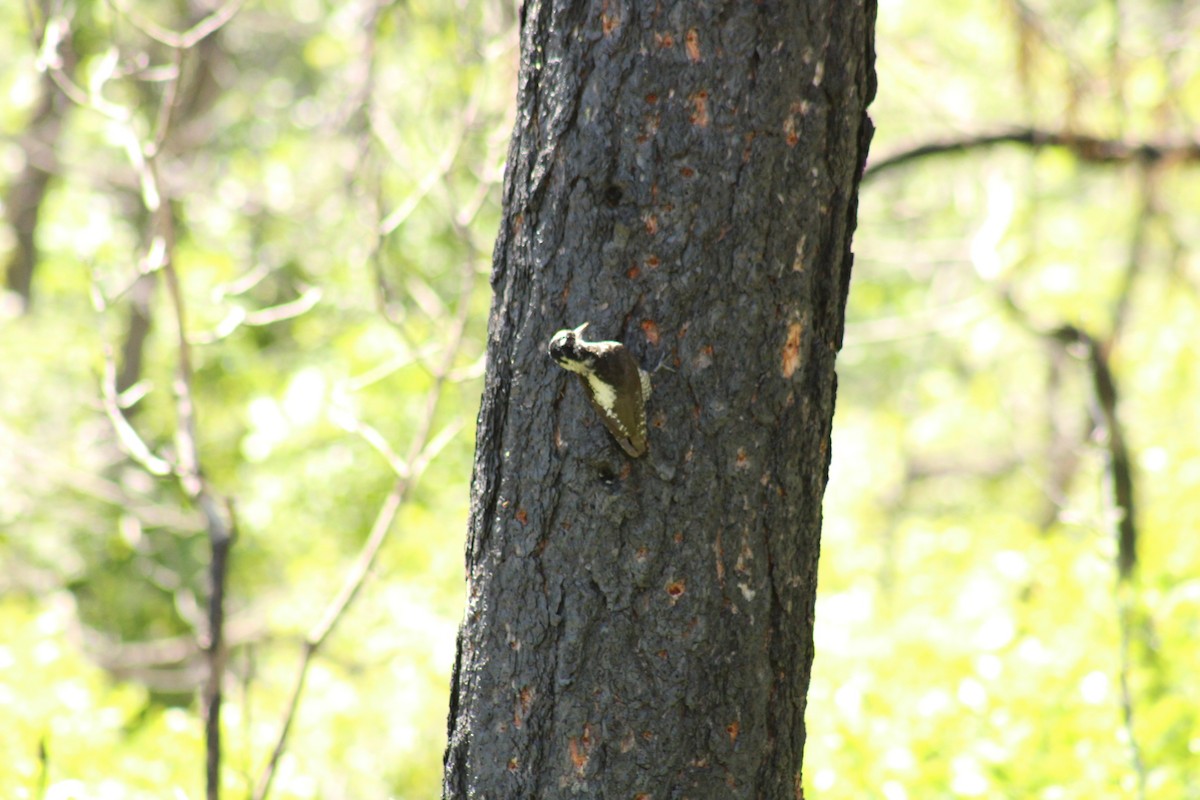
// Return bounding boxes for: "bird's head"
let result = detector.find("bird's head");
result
[548,322,594,374]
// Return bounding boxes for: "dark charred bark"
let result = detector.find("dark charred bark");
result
[445,1,875,797]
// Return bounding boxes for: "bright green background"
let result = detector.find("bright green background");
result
[1,0,1197,798]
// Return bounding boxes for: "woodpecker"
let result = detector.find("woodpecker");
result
[548,322,650,458]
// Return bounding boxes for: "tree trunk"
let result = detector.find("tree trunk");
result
[445,1,875,797]
[4,69,69,311]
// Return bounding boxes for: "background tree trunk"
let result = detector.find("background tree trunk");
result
[4,67,70,312]
[444,0,876,796]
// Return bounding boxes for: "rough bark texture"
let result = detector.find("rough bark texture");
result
[445,1,875,797]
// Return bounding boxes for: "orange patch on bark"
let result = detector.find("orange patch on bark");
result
[781,322,803,377]
[714,530,725,584]
[514,685,533,727]
[641,320,660,346]
[784,115,800,147]
[569,724,593,772]
[600,0,618,33]
[690,90,709,127]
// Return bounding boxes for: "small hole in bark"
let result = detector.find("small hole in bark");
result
[604,185,623,207]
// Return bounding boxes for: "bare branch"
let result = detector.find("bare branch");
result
[446,353,487,382]
[105,0,247,50]
[376,119,469,235]
[371,73,483,234]
[1050,325,1138,581]
[152,48,185,154]
[60,14,239,783]
[100,344,173,477]
[37,26,131,123]
[410,419,465,477]
[1110,167,1156,343]
[864,127,1200,181]
[254,229,479,800]
[329,407,411,479]
[0,421,205,531]
[1117,590,1148,800]
[36,737,48,800]
[843,293,993,348]
[157,196,237,800]
[1001,288,1140,581]
[252,480,405,800]
[202,499,235,800]
[189,286,324,345]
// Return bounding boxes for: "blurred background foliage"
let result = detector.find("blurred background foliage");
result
[0,0,1196,798]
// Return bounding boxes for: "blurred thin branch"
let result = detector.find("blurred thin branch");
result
[253,226,479,800]
[1049,325,1137,581]
[1110,166,1155,344]
[843,293,993,347]
[79,615,266,692]
[189,286,324,345]
[864,127,1200,181]
[1117,586,1148,800]
[151,48,184,152]
[105,0,247,50]
[375,109,471,236]
[998,287,1140,581]
[100,344,173,476]
[160,195,237,800]
[36,737,48,800]
[0,421,206,532]
[39,7,244,797]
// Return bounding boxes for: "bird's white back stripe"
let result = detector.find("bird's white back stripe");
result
[586,372,618,416]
